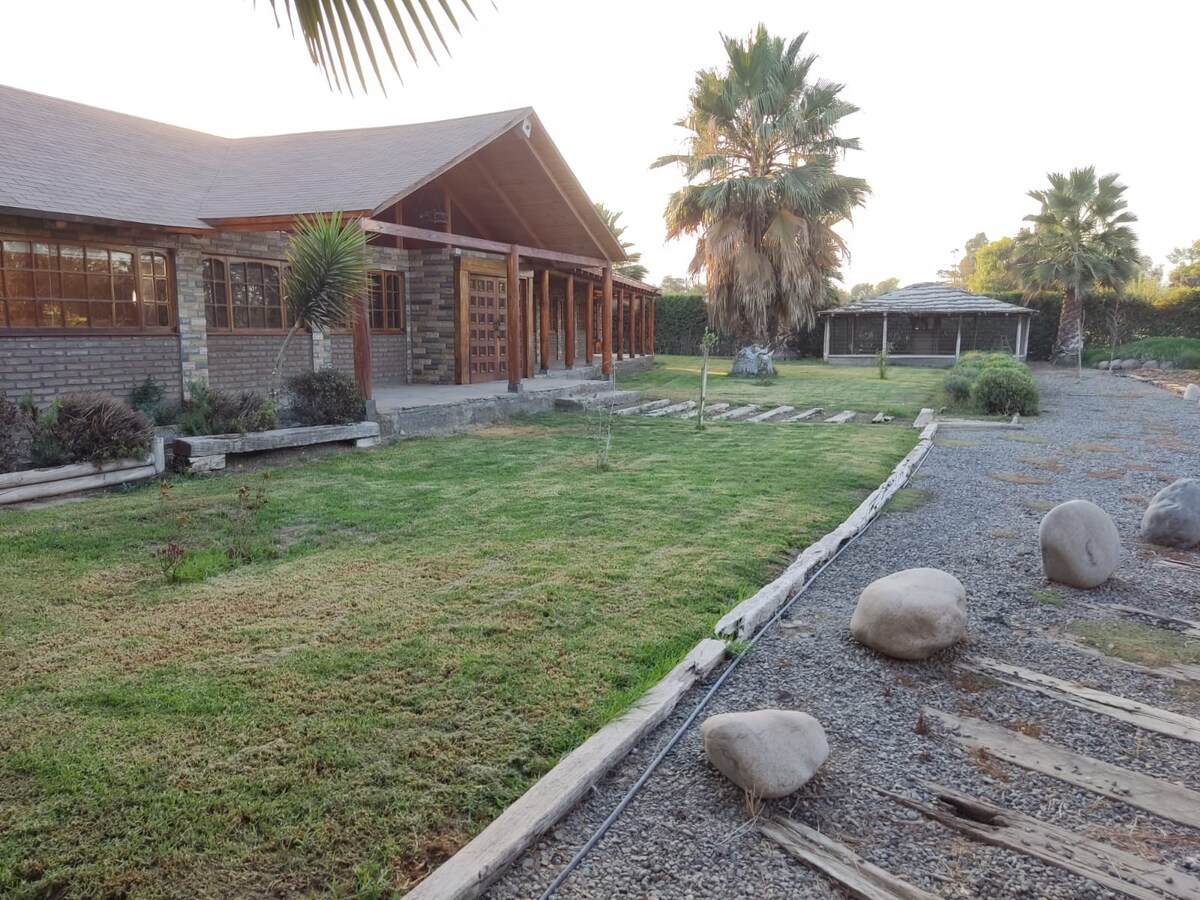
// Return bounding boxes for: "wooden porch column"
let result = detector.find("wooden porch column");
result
[564,275,575,369]
[630,294,638,357]
[641,295,648,355]
[584,282,594,364]
[538,270,550,374]
[352,296,373,400]
[616,290,624,362]
[649,297,655,354]
[626,291,635,358]
[506,246,522,392]
[601,267,613,377]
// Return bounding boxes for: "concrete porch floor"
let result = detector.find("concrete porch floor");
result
[372,372,609,413]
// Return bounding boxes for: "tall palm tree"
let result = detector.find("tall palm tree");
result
[1013,168,1140,363]
[265,0,477,93]
[593,203,649,282]
[652,26,869,345]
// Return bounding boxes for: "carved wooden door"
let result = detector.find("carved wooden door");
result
[467,272,508,382]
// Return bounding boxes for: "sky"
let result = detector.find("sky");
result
[2,0,1197,288]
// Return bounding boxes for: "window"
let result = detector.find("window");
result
[0,237,173,331]
[369,271,404,332]
[202,257,286,331]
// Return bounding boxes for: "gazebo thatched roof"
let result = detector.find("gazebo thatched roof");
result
[821,282,1033,316]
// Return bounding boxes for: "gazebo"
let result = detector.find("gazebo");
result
[819,282,1035,367]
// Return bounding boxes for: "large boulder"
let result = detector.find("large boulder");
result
[1141,478,1200,549]
[701,709,828,799]
[1142,359,1160,370]
[1119,359,1142,370]
[1038,500,1121,588]
[1184,384,1200,401]
[849,568,967,660]
[730,345,775,378]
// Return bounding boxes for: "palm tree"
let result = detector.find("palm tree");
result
[652,26,869,345]
[265,0,477,93]
[594,203,649,282]
[1013,168,1140,364]
[272,212,372,392]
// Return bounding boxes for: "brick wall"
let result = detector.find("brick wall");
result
[207,333,313,395]
[0,335,183,405]
[329,332,407,383]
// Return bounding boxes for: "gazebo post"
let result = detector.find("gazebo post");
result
[823,318,831,360]
[954,316,963,361]
[881,313,889,356]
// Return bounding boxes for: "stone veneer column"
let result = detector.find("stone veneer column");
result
[311,328,332,370]
[174,242,210,395]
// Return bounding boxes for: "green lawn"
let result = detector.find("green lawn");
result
[619,355,945,418]
[0,414,917,897]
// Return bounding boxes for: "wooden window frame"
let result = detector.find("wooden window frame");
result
[368,270,405,333]
[201,255,290,334]
[0,234,175,335]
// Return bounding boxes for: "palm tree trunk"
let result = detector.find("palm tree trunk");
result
[1053,285,1083,365]
[271,321,305,399]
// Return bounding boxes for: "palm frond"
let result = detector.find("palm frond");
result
[264,0,478,93]
[284,212,372,331]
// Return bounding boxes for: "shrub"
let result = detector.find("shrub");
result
[971,367,1039,416]
[1177,351,1200,370]
[943,374,973,403]
[178,382,278,436]
[0,390,29,474]
[27,393,153,466]
[130,376,165,419]
[286,370,365,426]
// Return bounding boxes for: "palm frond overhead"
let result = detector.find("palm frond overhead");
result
[654,24,869,343]
[594,202,649,283]
[264,0,478,93]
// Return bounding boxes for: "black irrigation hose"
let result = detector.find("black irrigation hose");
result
[538,442,935,898]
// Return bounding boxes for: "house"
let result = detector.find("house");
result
[0,85,658,405]
[819,282,1034,367]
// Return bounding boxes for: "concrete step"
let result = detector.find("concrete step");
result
[556,390,642,412]
[913,408,935,428]
[614,398,672,416]
[681,402,729,419]
[747,405,795,423]
[712,405,760,422]
[645,400,696,418]
[784,407,823,422]
[823,410,857,424]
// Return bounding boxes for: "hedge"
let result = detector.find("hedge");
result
[652,293,736,355]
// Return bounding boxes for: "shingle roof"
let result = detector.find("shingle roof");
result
[0,84,536,231]
[821,282,1033,316]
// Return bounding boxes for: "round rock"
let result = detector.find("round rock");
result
[1038,499,1121,588]
[1184,384,1200,402]
[849,567,967,660]
[700,709,828,799]
[1141,478,1200,549]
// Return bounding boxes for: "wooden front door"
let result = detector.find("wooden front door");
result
[466,271,509,382]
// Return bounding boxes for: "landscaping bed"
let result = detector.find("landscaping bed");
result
[618,355,944,420]
[0,413,917,897]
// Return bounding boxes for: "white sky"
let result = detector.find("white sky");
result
[2,0,1196,288]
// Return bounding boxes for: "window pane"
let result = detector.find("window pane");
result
[85,247,110,273]
[64,301,89,327]
[6,299,36,326]
[111,250,133,275]
[3,268,32,299]
[33,243,55,270]
[60,245,85,272]
[266,307,281,329]
[34,271,60,299]
[3,240,31,269]
[234,306,249,329]
[232,285,247,307]
[115,302,139,327]
[230,263,246,285]
[90,301,113,327]
[62,272,86,299]
[38,301,63,327]
[249,307,265,329]
[155,254,167,277]
[114,274,136,301]
[157,305,170,327]
[155,278,168,305]
[87,275,111,301]
[141,275,155,305]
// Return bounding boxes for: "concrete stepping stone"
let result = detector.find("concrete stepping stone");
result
[681,402,729,419]
[711,404,759,421]
[645,400,696,417]
[823,410,856,424]
[870,412,894,424]
[747,405,795,423]
[614,398,672,416]
[913,408,935,428]
[783,407,823,422]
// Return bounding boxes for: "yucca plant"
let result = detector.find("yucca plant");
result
[264,0,478,93]
[653,26,870,351]
[273,212,372,395]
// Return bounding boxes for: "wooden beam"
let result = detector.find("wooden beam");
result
[506,247,521,392]
[539,270,550,373]
[565,275,576,369]
[601,268,613,376]
[360,219,608,269]
[442,185,452,233]
[584,283,594,364]
[619,290,628,362]
[443,185,489,239]
[471,159,547,248]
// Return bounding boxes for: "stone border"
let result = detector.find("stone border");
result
[0,438,166,505]
[714,423,939,640]
[405,638,728,900]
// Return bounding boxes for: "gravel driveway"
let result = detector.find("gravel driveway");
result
[487,367,1200,900]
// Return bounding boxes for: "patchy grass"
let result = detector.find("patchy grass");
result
[934,437,981,448]
[989,528,1022,540]
[0,413,916,897]
[1029,587,1066,608]
[1018,456,1069,474]
[998,433,1048,444]
[1067,619,1200,667]
[1082,337,1200,368]
[989,471,1051,485]
[619,355,943,419]
[883,488,930,514]
[1071,443,1123,454]
[1024,499,1058,512]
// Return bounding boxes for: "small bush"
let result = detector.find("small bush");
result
[178,382,278,436]
[0,390,29,474]
[944,374,973,402]
[971,367,1039,416]
[130,376,165,419]
[1177,351,1200,370]
[27,393,153,466]
[286,370,365,426]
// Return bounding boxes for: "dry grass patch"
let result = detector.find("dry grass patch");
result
[989,471,1051,485]
[1018,456,1069,474]
[1067,619,1200,668]
[934,437,980,448]
[999,433,1048,444]
[989,528,1022,540]
[1024,499,1058,512]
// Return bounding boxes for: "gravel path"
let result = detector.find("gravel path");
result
[487,367,1200,900]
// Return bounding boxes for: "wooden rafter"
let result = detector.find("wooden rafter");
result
[523,139,620,262]
[360,219,608,269]
[470,159,547,247]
